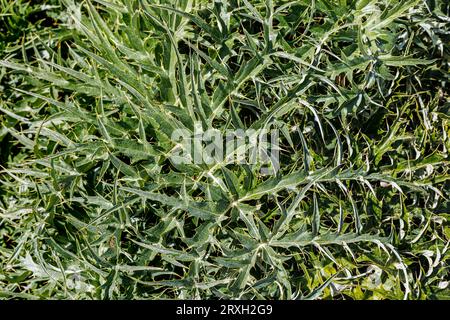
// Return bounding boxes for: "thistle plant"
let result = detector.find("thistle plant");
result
[0,0,449,299]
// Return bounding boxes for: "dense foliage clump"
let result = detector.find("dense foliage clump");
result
[0,0,449,299]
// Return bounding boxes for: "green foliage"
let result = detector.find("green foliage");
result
[0,0,449,299]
